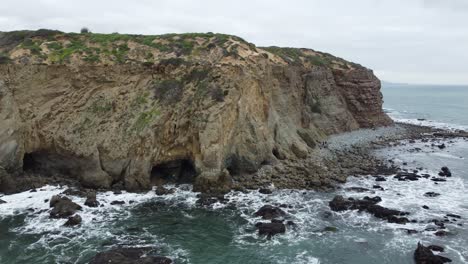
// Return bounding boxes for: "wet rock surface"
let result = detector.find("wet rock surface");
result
[49,195,82,218]
[255,222,286,238]
[329,195,410,224]
[414,243,452,264]
[254,205,287,220]
[64,214,82,226]
[84,192,99,207]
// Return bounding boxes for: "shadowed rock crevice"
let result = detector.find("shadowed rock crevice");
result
[150,159,197,185]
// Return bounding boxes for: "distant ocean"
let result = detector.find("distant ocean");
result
[382,83,468,131]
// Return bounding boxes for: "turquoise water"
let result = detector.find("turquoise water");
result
[0,84,467,263]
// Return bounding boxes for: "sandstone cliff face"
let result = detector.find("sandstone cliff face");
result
[0,30,392,193]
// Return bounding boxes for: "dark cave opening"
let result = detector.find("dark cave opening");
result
[22,151,75,176]
[150,159,197,186]
[22,152,38,172]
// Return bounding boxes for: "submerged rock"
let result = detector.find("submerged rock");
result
[329,195,409,224]
[64,214,82,226]
[84,192,99,207]
[89,247,172,264]
[414,242,452,263]
[49,196,82,218]
[254,205,287,220]
[255,222,286,238]
[424,192,440,197]
[155,186,175,196]
[0,199,6,204]
[110,200,125,205]
[438,167,452,177]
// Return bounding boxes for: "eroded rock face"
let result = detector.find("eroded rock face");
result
[0,31,392,193]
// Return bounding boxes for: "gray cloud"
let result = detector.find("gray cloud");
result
[1,0,467,85]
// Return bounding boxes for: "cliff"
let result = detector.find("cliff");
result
[0,30,392,194]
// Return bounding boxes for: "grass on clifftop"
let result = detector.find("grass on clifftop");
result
[0,29,360,70]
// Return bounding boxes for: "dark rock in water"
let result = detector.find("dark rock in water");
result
[437,144,446,149]
[345,187,370,193]
[196,194,227,207]
[323,226,338,232]
[259,188,273,194]
[155,186,175,196]
[0,199,6,204]
[394,172,420,181]
[84,192,99,207]
[421,174,431,179]
[414,242,452,263]
[434,230,449,237]
[372,185,384,190]
[254,205,287,220]
[422,205,430,209]
[439,167,452,177]
[431,178,447,182]
[446,214,461,219]
[89,247,172,264]
[110,200,125,205]
[424,192,440,197]
[30,189,37,192]
[428,245,445,252]
[405,229,418,234]
[329,195,409,224]
[113,190,123,195]
[255,222,286,238]
[64,214,82,226]
[375,176,386,182]
[49,196,82,218]
[363,196,382,203]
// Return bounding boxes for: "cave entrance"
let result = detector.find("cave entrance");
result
[150,159,197,186]
[22,151,76,176]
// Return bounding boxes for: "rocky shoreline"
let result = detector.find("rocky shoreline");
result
[1,122,467,263]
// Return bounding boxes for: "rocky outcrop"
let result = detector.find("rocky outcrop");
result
[0,30,392,193]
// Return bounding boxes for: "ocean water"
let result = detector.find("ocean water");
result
[0,84,467,264]
[382,83,468,130]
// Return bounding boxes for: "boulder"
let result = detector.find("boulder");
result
[64,214,82,226]
[439,167,452,177]
[414,242,452,263]
[110,200,125,205]
[0,199,6,204]
[84,192,99,207]
[89,247,172,264]
[375,176,386,182]
[424,192,440,198]
[155,186,175,196]
[49,196,82,218]
[259,188,273,194]
[427,245,444,252]
[255,222,286,238]
[329,195,409,224]
[254,205,287,220]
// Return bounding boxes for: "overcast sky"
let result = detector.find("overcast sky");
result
[1,0,467,85]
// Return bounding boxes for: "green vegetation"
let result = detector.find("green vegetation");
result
[80,27,90,34]
[262,46,332,67]
[0,53,10,64]
[152,79,184,104]
[20,38,42,54]
[89,99,113,114]
[132,107,160,132]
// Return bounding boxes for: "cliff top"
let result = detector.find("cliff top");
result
[0,29,362,71]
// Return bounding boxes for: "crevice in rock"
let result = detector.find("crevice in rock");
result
[21,151,78,177]
[150,159,197,186]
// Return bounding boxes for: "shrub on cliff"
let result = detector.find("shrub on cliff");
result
[0,53,10,64]
[80,27,90,34]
